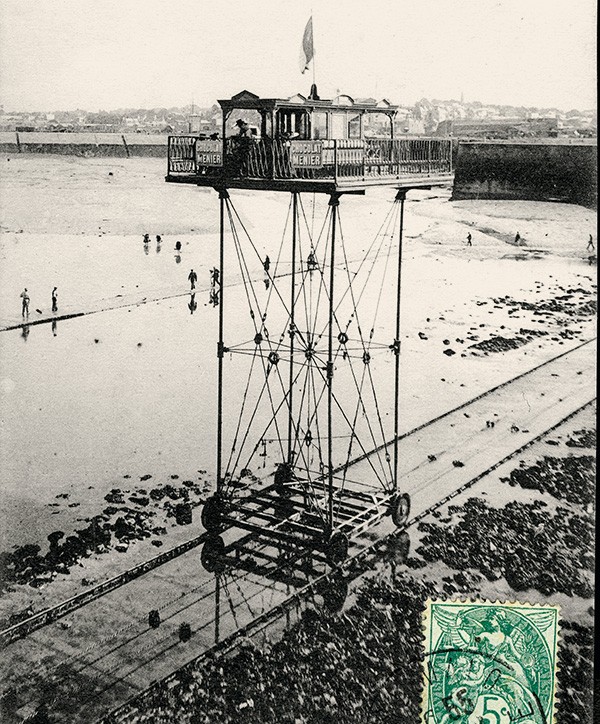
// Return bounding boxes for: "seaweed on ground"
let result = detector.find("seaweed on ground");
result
[416,497,593,598]
[501,454,595,507]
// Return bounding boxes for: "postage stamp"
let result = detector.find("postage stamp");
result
[421,598,560,724]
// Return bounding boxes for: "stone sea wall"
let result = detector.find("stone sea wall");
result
[452,140,597,207]
[0,131,167,158]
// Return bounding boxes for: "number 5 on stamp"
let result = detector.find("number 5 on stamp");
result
[421,598,560,723]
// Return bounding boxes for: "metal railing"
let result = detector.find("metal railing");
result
[167,136,453,182]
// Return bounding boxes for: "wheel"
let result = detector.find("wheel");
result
[390,493,411,528]
[201,495,223,532]
[200,535,226,574]
[325,531,348,565]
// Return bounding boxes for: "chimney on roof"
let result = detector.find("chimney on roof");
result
[309,83,320,101]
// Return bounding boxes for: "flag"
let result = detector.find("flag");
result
[299,17,314,74]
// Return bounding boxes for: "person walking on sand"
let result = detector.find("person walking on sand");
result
[263,255,271,273]
[143,233,150,244]
[156,234,162,244]
[466,232,472,247]
[20,288,30,317]
[587,234,594,252]
[52,287,58,313]
[514,231,521,244]
[188,268,198,290]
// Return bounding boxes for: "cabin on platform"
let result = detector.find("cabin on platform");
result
[217,88,398,141]
[166,89,454,193]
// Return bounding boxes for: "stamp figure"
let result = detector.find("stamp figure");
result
[421,599,559,723]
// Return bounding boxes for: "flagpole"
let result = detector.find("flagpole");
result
[311,9,316,88]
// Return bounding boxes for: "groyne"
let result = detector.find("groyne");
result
[0,131,167,158]
[452,140,597,208]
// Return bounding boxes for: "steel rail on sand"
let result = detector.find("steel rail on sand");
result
[0,337,594,648]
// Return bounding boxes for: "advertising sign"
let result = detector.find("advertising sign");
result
[290,140,323,168]
[196,140,223,166]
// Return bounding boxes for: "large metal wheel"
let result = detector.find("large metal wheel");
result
[200,535,226,574]
[390,493,411,528]
[325,531,349,565]
[201,495,223,533]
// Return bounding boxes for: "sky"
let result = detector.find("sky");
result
[0,0,596,113]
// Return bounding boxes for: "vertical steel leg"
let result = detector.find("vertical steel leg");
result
[327,193,340,531]
[393,189,406,492]
[216,189,229,495]
[287,192,298,466]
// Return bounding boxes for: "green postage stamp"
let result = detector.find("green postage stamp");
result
[421,599,560,723]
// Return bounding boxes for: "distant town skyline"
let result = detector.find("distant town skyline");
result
[0,0,596,114]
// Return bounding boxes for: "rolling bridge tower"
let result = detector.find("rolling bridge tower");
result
[166,89,454,568]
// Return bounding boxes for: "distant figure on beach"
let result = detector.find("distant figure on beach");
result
[156,235,162,244]
[514,232,521,244]
[210,268,220,287]
[188,293,197,315]
[263,255,271,273]
[52,287,58,313]
[589,255,595,266]
[188,269,198,290]
[587,234,594,251]
[20,288,30,317]
[175,241,182,252]
[306,251,317,271]
[175,254,181,264]
[466,232,472,247]
[143,233,150,244]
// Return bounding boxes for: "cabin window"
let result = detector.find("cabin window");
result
[348,113,361,139]
[276,110,309,139]
[330,112,347,139]
[312,111,328,140]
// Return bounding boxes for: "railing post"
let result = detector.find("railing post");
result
[333,141,338,184]
[428,139,432,175]
[361,140,366,180]
[271,140,276,180]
